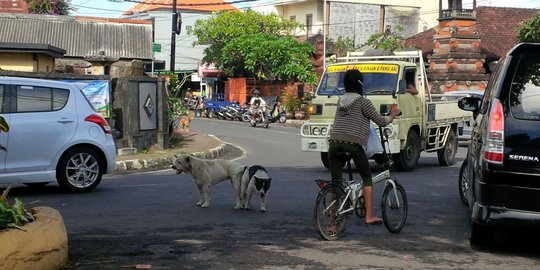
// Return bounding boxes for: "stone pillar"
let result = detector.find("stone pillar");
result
[428,4,489,93]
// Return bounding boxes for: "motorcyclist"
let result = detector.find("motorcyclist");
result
[249,89,267,124]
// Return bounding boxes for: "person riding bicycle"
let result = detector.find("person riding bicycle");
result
[327,69,401,232]
[249,89,267,124]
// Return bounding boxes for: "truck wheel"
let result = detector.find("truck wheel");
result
[437,129,457,166]
[394,130,420,172]
[321,152,330,169]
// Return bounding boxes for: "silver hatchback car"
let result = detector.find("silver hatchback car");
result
[0,76,116,192]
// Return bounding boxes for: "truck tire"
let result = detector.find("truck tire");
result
[394,130,420,172]
[437,129,458,166]
[321,152,329,169]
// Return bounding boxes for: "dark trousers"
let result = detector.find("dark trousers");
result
[328,141,373,186]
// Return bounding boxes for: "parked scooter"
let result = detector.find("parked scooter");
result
[268,102,287,123]
[224,102,243,121]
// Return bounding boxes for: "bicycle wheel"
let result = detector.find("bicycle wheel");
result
[314,184,348,240]
[381,181,408,233]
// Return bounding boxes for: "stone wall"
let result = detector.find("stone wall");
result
[111,76,168,151]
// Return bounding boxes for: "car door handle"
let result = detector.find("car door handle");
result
[57,117,74,123]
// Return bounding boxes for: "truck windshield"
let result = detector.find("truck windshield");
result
[317,64,399,96]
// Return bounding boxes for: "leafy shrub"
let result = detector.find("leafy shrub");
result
[0,185,35,231]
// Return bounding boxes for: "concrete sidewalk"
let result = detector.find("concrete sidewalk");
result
[114,119,306,173]
[115,133,227,172]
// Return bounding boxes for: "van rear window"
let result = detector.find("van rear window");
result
[510,56,540,120]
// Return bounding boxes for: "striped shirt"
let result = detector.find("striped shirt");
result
[329,93,393,147]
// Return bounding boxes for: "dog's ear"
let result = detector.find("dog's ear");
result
[173,154,179,159]
[186,156,191,162]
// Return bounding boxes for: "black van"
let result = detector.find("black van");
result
[458,43,540,245]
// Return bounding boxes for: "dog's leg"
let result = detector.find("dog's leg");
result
[260,192,267,212]
[244,191,253,210]
[196,184,204,207]
[200,184,211,208]
[232,177,243,210]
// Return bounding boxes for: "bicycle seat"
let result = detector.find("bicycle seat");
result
[336,152,353,162]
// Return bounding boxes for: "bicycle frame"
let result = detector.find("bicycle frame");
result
[318,125,402,217]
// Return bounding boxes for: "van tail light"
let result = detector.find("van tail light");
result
[85,114,112,134]
[484,98,504,164]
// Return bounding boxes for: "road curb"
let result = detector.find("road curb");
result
[114,134,226,172]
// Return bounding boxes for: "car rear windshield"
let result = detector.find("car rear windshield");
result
[317,64,399,96]
[510,55,540,120]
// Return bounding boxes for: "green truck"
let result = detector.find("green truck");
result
[300,50,473,171]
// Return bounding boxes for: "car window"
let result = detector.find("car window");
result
[480,58,505,115]
[16,85,69,113]
[510,55,540,120]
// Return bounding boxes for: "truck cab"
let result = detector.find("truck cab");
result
[301,50,472,171]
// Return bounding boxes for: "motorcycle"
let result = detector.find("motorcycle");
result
[249,102,270,128]
[268,102,287,123]
[224,103,243,121]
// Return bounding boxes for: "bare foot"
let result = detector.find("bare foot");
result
[365,217,383,225]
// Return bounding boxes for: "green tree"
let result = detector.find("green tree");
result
[190,10,316,85]
[26,0,74,15]
[366,25,405,51]
[517,11,540,42]
[327,36,356,58]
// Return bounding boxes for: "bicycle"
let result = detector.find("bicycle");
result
[314,125,408,240]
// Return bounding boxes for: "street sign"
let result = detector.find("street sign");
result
[152,43,161,52]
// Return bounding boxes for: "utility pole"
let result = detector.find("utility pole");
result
[170,0,179,72]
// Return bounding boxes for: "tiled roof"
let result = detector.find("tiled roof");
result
[405,6,540,61]
[477,6,539,60]
[0,13,153,60]
[124,0,238,16]
[0,0,28,14]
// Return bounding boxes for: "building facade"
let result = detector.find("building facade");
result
[273,0,439,46]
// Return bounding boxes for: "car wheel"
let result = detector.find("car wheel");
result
[394,130,421,172]
[57,147,104,193]
[437,129,458,166]
[458,159,470,205]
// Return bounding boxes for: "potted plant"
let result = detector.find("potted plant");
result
[0,115,68,269]
[280,87,301,119]
[0,185,34,230]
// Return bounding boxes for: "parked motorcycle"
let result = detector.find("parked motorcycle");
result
[268,102,287,123]
[215,105,229,120]
[224,103,243,121]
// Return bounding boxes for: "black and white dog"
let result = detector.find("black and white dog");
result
[240,165,272,212]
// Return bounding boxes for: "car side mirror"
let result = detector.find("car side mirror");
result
[458,97,481,113]
[398,79,406,94]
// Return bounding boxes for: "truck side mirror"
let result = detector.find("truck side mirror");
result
[398,79,406,94]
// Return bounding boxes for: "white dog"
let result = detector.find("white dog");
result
[171,154,245,209]
[240,165,272,212]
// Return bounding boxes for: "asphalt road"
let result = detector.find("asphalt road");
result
[11,118,540,269]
